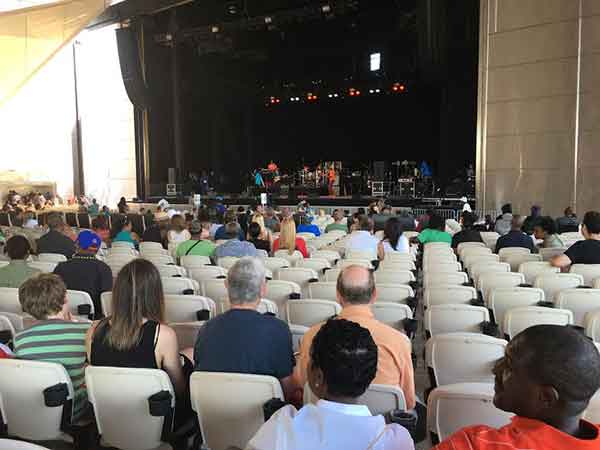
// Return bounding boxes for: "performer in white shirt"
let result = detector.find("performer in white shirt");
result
[247,319,414,450]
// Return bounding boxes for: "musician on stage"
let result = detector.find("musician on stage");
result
[254,169,265,189]
[267,160,278,173]
[327,166,336,196]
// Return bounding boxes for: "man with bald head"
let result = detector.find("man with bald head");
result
[494,214,536,254]
[294,265,416,409]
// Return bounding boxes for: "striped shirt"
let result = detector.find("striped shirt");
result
[14,320,90,422]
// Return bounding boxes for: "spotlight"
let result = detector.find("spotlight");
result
[370,52,381,72]
[392,83,405,92]
[328,94,333,98]
[334,93,339,98]
[211,25,220,33]
[369,89,374,94]
[321,4,332,13]
[375,89,381,93]
[264,16,273,24]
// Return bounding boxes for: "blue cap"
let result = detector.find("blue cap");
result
[77,230,101,250]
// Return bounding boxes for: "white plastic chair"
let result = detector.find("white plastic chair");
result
[584,310,600,342]
[477,272,525,302]
[375,283,415,304]
[187,266,227,285]
[37,253,67,263]
[145,255,175,266]
[262,257,290,275]
[486,287,545,331]
[303,383,407,414]
[273,250,304,267]
[0,440,51,450]
[27,261,57,273]
[498,247,531,261]
[570,264,600,287]
[155,264,187,278]
[289,324,309,353]
[0,311,31,332]
[180,255,212,269]
[217,256,240,271]
[201,279,228,313]
[423,271,468,288]
[518,261,560,285]
[66,290,95,320]
[161,277,198,295]
[371,302,413,330]
[374,270,415,285]
[533,273,584,302]
[456,241,486,255]
[424,285,477,308]
[422,261,461,273]
[584,389,600,424]
[424,304,490,337]
[427,383,513,442]
[554,289,600,326]
[0,359,75,442]
[296,258,331,277]
[190,372,284,450]
[324,268,342,282]
[277,267,319,298]
[0,287,22,314]
[310,250,341,265]
[286,299,341,327]
[539,247,568,261]
[265,280,302,318]
[383,252,415,264]
[458,246,492,263]
[425,333,507,387]
[140,241,167,253]
[503,253,542,272]
[86,366,175,450]
[462,254,500,273]
[337,258,373,270]
[470,262,511,286]
[379,261,416,272]
[345,249,377,261]
[308,282,337,302]
[503,306,574,340]
[0,314,15,343]
[256,298,278,316]
[164,295,216,323]
[170,322,204,350]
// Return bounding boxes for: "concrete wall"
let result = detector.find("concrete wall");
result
[477,0,600,217]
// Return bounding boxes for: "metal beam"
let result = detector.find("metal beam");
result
[87,0,193,29]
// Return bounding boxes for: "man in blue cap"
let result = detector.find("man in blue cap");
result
[53,230,112,318]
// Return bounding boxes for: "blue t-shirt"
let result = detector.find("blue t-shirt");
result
[194,309,294,379]
[494,230,536,253]
[297,223,321,237]
[214,225,245,241]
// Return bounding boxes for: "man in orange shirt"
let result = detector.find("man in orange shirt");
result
[433,324,600,450]
[294,265,416,410]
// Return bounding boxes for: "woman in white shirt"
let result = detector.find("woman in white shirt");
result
[377,217,410,260]
[167,214,191,246]
[247,319,414,450]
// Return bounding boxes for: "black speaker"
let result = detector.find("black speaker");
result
[373,161,386,180]
[116,27,149,109]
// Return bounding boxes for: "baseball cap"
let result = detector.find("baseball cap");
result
[77,230,101,250]
[190,220,202,234]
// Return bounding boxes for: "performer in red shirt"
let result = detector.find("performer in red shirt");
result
[433,324,600,450]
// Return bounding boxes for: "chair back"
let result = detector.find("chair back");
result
[533,273,584,302]
[28,261,57,273]
[286,299,341,327]
[0,287,22,314]
[425,305,490,336]
[423,271,468,288]
[370,303,413,330]
[164,295,216,323]
[307,282,337,302]
[518,261,560,284]
[375,283,415,304]
[161,277,198,295]
[424,285,477,308]
[486,287,545,331]
[38,253,67,263]
[503,306,573,340]
[374,270,415,285]
[554,289,600,326]
[570,264,600,287]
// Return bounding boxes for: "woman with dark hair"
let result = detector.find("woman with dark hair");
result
[247,222,271,252]
[377,217,410,260]
[534,216,565,248]
[92,216,110,244]
[85,259,185,394]
[110,216,138,247]
[117,197,129,214]
[247,319,414,450]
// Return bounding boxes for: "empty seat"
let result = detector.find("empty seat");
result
[470,262,511,286]
[310,250,340,265]
[458,247,492,263]
[277,267,319,298]
[424,242,451,250]
[265,280,302,318]
[66,290,95,320]
[427,383,513,442]
[273,250,304,266]
[0,311,32,332]
[374,270,415,285]
[217,256,239,271]
[503,306,573,340]
[145,254,175,266]
[425,333,507,387]
[533,273,584,302]
[296,258,331,277]
[0,287,22,314]
[27,261,57,273]
[308,282,337,302]
[345,249,377,261]
[188,266,227,284]
[289,324,309,353]
[424,285,477,308]
[370,302,413,330]
[286,299,341,327]
[37,253,67,263]
[555,289,600,326]
[155,264,187,278]
[503,253,543,272]
[518,261,560,285]
[100,292,112,316]
[140,241,167,253]
[0,439,51,450]
[262,257,290,274]
[463,254,500,273]
[86,366,175,450]
[190,372,284,450]
[378,260,416,272]
[383,252,415,263]
[584,310,600,342]
[486,287,545,330]
[422,261,462,273]
[201,279,228,311]
[539,247,568,261]
[357,384,408,415]
[0,359,75,442]
[161,277,198,295]
[324,268,342,282]
[337,258,373,269]
[164,295,216,323]
[375,283,415,304]
[180,255,212,269]
[423,271,469,288]
[498,247,531,261]
[477,272,525,302]
[456,241,486,255]
[424,304,490,337]
[570,264,600,287]
[170,322,205,349]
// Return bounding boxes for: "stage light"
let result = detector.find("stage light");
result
[264,16,273,24]
[369,89,374,94]
[334,93,339,97]
[321,4,332,13]
[392,83,406,93]
[370,52,381,72]
[328,94,333,98]
[211,26,220,33]
[375,89,381,93]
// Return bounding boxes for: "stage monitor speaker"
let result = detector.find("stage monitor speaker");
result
[373,161,386,180]
[116,27,149,109]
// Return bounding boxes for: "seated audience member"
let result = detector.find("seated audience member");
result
[416,209,434,232]
[0,235,40,288]
[417,214,452,245]
[248,319,414,450]
[347,213,360,233]
[521,205,542,235]
[110,216,138,247]
[22,211,38,229]
[14,274,90,421]
[214,210,245,241]
[88,198,99,216]
[247,222,271,252]
[142,216,169,247]
[494,203,513,236]
[250,213,273,244]
[451,212,484,249]
[345,215,379,257]
[552,211,600,268]
[117,196,129,214]
[325,209,347,233]
[194,258,296,401]
[556,207,580,234]
[397,209,417,232]
[176,220,215,258]
[433,324,600,450]
[53,230,112,318]
[295,266,416,410]
[494,215,536,254]
[377,217,410,260]
[214,222,257,260]
[86,259,185,395]
[533,216,565,249]
[91,216,110,244]
[36,213,76,258]
[264,207,280,232]
[167,214,191,247]
[273,217,309,258]
[296,214,321,237]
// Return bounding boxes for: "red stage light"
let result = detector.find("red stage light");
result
[356,90,361,95]
[392,86,399,91]
[399,85,406,91]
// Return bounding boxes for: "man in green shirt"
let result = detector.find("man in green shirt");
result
[176,220,216,259]
[417,214,452,245]
[0,235,40,288]
[325,209,348,233]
